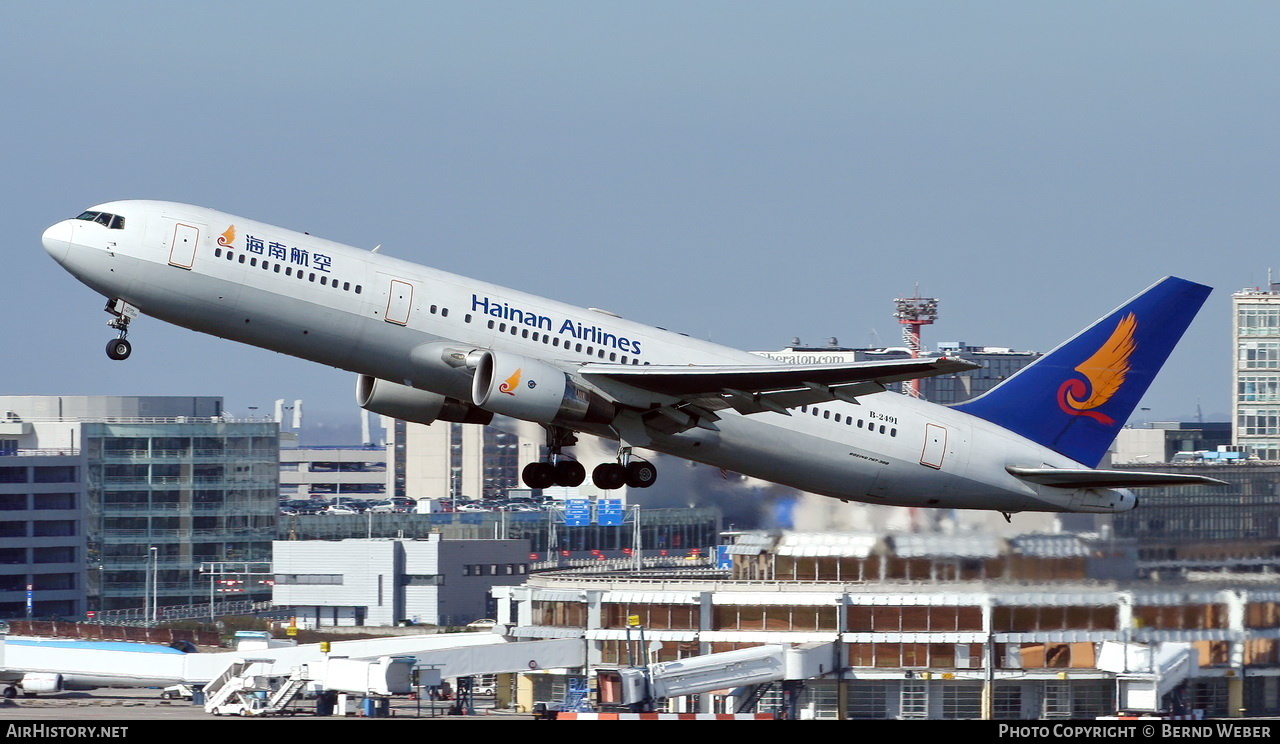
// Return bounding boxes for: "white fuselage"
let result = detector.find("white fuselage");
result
[42,200,1133,513]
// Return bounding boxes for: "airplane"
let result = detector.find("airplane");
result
[42,201,1222,516]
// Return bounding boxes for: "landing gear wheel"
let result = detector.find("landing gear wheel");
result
[521,462,555,489]
[552,460,586,487]
[625,461,658,489]
[106,338,132,361]
[592,463,627,490]
[2,686,15,699]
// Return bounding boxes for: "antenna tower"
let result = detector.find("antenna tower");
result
[893,286,939,397]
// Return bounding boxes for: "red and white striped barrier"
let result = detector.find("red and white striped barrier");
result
[556,712,775,720]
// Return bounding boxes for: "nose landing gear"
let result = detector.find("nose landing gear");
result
[106,338,132,361]
[103,299,138,361]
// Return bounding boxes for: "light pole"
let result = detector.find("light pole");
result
[149,546,158,625]
[143,546,152,625]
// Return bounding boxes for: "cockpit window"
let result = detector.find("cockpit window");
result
[76,211,125,229]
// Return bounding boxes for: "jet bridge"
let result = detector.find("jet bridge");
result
[0,631,584,696]
[1097,641,1200,716]
[589,642,836,717]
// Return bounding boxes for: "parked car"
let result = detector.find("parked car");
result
[160,684,195,700]
[321,504,360,516]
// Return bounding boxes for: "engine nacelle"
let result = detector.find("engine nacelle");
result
[21,673,63,693]
[471,350,613,425]
[356,375,493,426]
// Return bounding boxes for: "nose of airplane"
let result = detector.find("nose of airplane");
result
[42,220,72,264]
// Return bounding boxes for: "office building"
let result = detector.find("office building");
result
[1234,283,1280,460]
[386,419,539,503]
[272,535,530,626]
[0,396,278,616]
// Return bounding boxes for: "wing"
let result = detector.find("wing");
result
[1007,466,1226,489]
[579,356,980,417]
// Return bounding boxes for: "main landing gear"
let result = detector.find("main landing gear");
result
[519,429,659,491]
[591,448,657,490]
[104,298,138,361]
[521,427,586,489]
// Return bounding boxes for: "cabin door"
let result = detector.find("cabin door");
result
[920,423,947,469]
[384,278,414,325]
[167,223,200,269]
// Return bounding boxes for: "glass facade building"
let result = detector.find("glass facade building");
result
[85,421,278,610]
[0,397,278,618]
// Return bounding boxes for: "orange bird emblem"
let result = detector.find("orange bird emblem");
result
[1057,313,1137,425]
[499,368,522,396]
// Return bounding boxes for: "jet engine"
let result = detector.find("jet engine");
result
[356,375,493,426]
[20,673,63,693]
[471,350,613,425]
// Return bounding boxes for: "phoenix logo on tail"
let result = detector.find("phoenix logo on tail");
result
[1057,312,1137,425]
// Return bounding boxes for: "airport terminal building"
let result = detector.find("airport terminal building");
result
[495,532,1280,719]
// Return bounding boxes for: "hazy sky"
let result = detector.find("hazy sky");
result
[7,2,1278,429]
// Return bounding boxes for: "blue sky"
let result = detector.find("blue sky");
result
[7,2,1278,428]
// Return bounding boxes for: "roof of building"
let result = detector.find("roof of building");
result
[1009,534,1091,558]
[889,534,1002,558]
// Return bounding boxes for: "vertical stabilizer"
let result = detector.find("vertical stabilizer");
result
[953,276,1211,467]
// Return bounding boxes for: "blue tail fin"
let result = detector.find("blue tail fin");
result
[952,276,1211,467]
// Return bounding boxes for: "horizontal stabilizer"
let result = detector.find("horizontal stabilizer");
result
[1007,466,1227,489]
